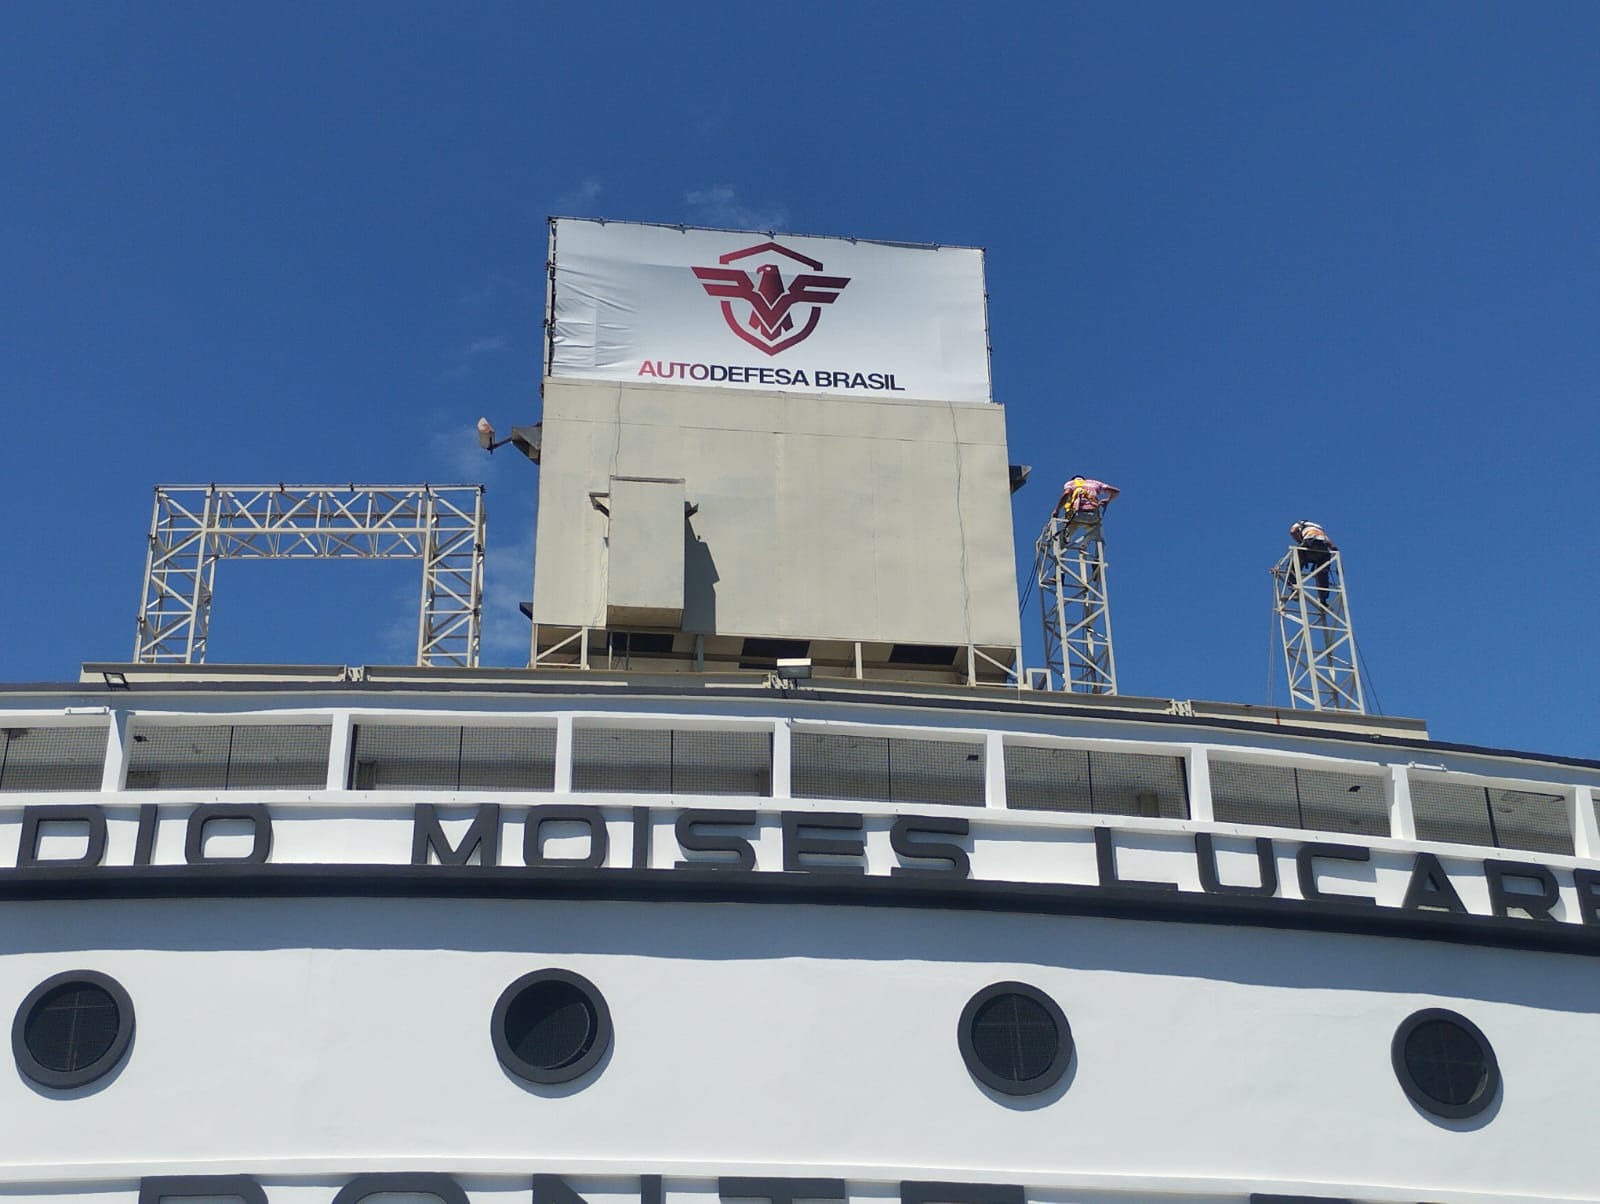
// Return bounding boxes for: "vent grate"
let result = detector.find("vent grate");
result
[1210,760,1388,837]
[23,982,121,1072]
[1005,746,1188,818]
[791,732,984,806]
[126,724,329,790]
[349,724,556,792]
[0,727,107,792]
[1409,775,1572,855]
[571,727,771,796]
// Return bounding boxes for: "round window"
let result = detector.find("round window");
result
[958,981,1072,1096]
[492,969,611,1085]
[1391,1008,1499,1120]
[12,970,135,1090]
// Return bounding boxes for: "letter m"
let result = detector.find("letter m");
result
[412,804,501,866]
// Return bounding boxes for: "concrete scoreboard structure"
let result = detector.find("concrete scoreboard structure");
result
[530,220,1021,682]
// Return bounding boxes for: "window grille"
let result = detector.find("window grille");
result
[1409,775,1572,856]
[791,732,984,806]
[1210,759,1388,838]
[349,724,556,791]
[1005,746,1188,818]
[126,724,329,790]
[571,726,771,796]
[0,726,107,792]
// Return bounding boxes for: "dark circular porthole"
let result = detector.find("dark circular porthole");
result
[1391,1008,1498,1120]
[958,981,1072,1096]
[12,970,134,1090]
[492,969,611,1085]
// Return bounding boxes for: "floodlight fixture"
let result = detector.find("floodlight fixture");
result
[476,417,543,463]
[775,658,812,682]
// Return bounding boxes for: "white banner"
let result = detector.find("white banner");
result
[547,218,992,402]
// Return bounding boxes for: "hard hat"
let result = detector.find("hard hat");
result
[1288,521,1302,536]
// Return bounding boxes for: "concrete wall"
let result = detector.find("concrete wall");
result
[530,379,1021,649]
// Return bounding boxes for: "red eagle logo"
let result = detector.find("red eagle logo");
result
[692,241,850,356]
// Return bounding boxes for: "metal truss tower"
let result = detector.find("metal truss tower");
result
[1034,514,1117,694]
[1270,545,1364,712]
[135,484,486,668]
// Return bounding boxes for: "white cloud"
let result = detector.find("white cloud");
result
[456,274,533,307]
[428,423,500,483]
[684,185,788,231]
[555,177,602,213]
[464,335,508,356]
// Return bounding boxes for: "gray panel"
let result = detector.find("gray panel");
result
[1004,746,1093,814]
[571,727,770,796]
[531,380,1022,650]
[126,725,234,790]
[460,727,557,792]
[224,725,331,789]
[887,737,985,806]
[667,729,772,796]
[351,725,556,792]
[1005,746,1187,819]
[0,726,107,792]
[1489,787,1572,856]
[1293,766,1389,837]
[1211,760,1387,838]
[572,728,671,794]
[792,732,889,804]
[128,724,328,790]
[351,725,460,790]
[1409,776,1496,848]
[792,732,983,806]
[606,476,686,627]
[1080,750,1189,820]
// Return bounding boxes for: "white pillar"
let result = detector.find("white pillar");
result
[1388,764,1416,841]
[1571,785,1598,860]
[554,714,574,793]
[985,731,1007,809]
[1185,746,1214,822]
[771,718,793,800]
[325,712,353,792]
[100,709,130,793]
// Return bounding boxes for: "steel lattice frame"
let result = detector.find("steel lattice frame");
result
[1034,515,1118,695]
[1270,546,1364,712]
[135,484,486,667]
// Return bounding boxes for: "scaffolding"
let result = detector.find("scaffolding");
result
[1034,512,1117,694]
[135,484,486,668]
[1270,544,1364,712]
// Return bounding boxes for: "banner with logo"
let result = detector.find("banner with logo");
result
[546,218,992,402]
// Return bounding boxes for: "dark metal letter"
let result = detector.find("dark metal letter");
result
[890,815,971,878]
[1484,859,1561,921]
[139,1177,268,1204]
[524,805,609,868]
[184,803,272,865]
[1194,832,1277,897]
[1094,827,1178,891]
[17,805,107,868]
[333,1175,468,1204]
[676,809,758,870]
[411,803,501,866]
[1400,852,1469,914]
[1294,842,1375,905]
[781,812,865,874]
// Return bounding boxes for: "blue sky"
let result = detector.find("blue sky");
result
[2,3,1597,758]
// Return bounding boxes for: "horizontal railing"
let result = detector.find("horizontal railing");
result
[0,711,1596,860]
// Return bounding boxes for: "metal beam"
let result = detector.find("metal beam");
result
[134,484,486,668]
[1034,514,1117,694]
[1270,546,1365,712]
